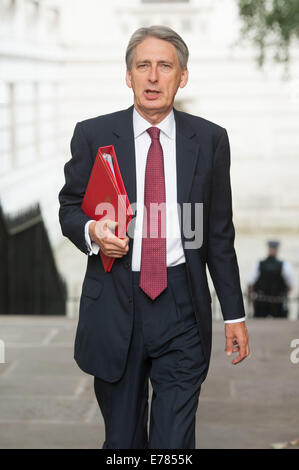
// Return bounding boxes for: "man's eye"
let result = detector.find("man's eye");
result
[138,64,147,69]
[161,64,170,69]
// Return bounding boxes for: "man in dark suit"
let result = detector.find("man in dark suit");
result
[59,25,250,449]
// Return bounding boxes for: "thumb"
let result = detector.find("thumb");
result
[106,220,118,232]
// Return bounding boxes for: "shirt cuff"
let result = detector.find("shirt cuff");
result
[84,220,100,256]
[224,317,246,324]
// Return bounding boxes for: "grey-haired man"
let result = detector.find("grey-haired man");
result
[59,26,250,449]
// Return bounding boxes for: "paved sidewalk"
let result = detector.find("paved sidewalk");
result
[0,316,298,449]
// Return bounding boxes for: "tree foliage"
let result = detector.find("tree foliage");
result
[237,0,299,66]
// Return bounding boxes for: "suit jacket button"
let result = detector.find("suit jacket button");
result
[128,296,133,303]
[124,261,131,269]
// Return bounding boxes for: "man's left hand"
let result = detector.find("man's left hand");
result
[225,321,250,365]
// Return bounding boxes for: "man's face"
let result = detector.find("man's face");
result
[126,36,188,120]
[269,247,278,257]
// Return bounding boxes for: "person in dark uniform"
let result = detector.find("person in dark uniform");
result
[248,241,294,318]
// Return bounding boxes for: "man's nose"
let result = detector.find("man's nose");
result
[148,66,158,82]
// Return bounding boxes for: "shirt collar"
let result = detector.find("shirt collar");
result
[133,107,175,140]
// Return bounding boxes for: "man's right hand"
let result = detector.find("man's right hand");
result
[89,219,129,258]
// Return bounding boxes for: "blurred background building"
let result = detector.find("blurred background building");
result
[1,0,299,318]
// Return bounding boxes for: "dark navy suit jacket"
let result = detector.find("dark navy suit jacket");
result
[58,105,245,382]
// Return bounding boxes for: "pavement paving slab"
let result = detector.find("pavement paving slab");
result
[0,316,298,449]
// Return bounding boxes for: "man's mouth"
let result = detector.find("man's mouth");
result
[145,89,161,95]
[144,89,161,100]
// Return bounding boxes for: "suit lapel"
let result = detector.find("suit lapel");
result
[111,105,137,206]
[174,108,200,207]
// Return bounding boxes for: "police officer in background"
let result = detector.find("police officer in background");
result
[248,241,294,318]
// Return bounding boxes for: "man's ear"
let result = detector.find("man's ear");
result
[179,68,188,89]
[126,69,132,88]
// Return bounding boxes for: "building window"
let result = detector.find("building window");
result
[0,0,16,21]
[46,7,60,32]
[25,0,40,28]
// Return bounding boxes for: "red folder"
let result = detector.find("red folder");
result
[81,145,133,272]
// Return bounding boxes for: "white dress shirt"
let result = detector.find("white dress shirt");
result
[131,107,185,270]
[84,107,245,323]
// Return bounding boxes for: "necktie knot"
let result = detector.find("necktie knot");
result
[147,127,160,141]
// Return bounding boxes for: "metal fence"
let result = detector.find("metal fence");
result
[211,290,299,321]
[0,203,67,315]
[66,287,299,321]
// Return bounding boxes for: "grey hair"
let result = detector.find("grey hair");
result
[125,25,189,71]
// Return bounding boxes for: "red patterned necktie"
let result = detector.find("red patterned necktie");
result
[139,127,167,300]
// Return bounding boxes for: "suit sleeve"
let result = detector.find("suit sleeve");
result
[207,129,245,321]
[58,122,94,254]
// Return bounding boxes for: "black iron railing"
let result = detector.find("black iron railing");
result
[0,203,67,315]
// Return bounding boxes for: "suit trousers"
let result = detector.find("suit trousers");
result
[93,263,208,449]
